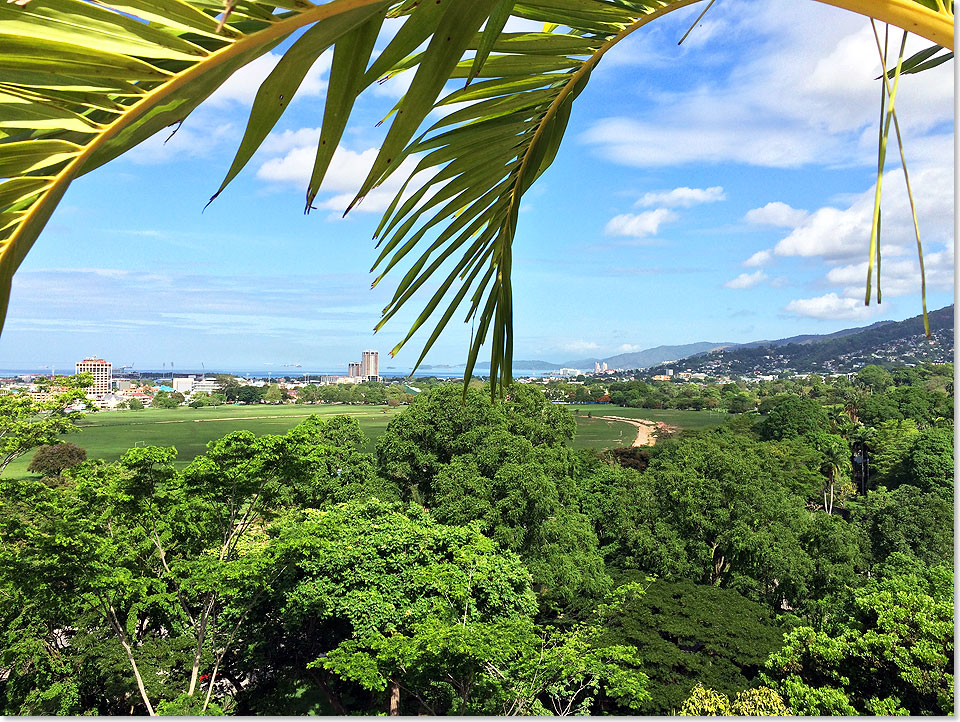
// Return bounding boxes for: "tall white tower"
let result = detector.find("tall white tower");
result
[75,356,112,399]
[361,350,379,381]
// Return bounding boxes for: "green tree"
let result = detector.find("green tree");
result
[855,364,894,393]
[25,442,86,477]
[855,485,952,568]
[263,383,283,404]
[0,376,90,475]
[763,562,954,715]
[229,499,543,715]
[600,579,789,714]
[639,432,812,607]
[808,432,853,515]
[902,426,954,493]
[757,397,829,441]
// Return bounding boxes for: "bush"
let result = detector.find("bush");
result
[26,442,87,476]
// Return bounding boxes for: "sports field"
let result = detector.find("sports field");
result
[4,404,727,477]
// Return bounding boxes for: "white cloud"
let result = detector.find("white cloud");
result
[724,270,768,289]
[256,141,424,215]
[743,249,773,267]
[206,52,332,108]
[563,340,600,353]
[604,209,677,238]
[126,122,236,164]
[774,156,954,262]
[774,205,871,260]
[636,186,725,208]
[744,201,808,227]
[618,343,642,353]
[579,2,953,169]
[258,145,378,190]
[260,127,323,155]
[783,293,885,321]
[826,243,954,299]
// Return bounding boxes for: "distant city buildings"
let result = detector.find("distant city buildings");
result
[75,356,112,399]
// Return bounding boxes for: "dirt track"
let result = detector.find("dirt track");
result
[598,416,659,447]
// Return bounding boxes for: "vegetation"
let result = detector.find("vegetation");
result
[0,363,952,715]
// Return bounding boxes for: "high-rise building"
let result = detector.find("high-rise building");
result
[348,362,362,378]
[361,350,379,381]
[75,357,112,399]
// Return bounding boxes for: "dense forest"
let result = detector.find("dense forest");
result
[0,365,953,715]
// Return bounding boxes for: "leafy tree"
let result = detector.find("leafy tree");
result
[679,683,790,716]
[379,385,603,607]
[0,376,90,475]
[0,415,389,715]
[757,397,829,441]
[639,432,812,607]
[152,390,183,409]
[126,398,144,411]
[263,384,283,404]
[855,484,953,568]
[856,364,894,393]
[807,432,852,515]
[867,418,920,487]
[763,562,954,715]
[227,499,547,715]
[234,386,264,404]
[600,579,789,714]
[26,442,86,477]
[724,392,755,414]
[902,426,954,493]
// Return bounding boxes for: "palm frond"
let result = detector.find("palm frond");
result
[0,0,395,325]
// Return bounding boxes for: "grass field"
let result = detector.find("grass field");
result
[565,406,727,450]
[4,403,728,478]
[565,405,729,429]
[4,404,401,477]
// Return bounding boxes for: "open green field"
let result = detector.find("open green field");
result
[570,417,637,450]
[566,406,727,450]
[4,403,728,478]
[4,404,401,477]
[565,405,729,429]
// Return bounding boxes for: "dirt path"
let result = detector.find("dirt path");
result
[598,415,659,447]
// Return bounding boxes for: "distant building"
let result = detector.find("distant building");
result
[361,350,380,382]
[172,377,194,394]
[75,357,112,399]
[192,378,218,395]
[348,362,362,378]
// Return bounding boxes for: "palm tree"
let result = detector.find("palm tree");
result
[0,0,953,393]
[811,432,853,515]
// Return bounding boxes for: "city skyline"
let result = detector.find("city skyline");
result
[0,0,953,370]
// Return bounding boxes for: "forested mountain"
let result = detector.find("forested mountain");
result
[645,305,954,376]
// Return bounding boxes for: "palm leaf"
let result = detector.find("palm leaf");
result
[0,0,954,399]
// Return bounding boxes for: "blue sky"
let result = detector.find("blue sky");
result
[1,0,954,371]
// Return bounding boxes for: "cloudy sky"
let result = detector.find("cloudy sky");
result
[1,0,953,371]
